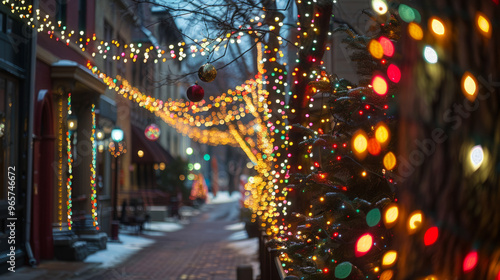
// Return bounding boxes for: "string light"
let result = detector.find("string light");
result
[6,1,273,63]
[384,204,398,225]
[352,130,368,154]
[356,234,374,256]
[408,211,423,233]
[469,145,484,171]
[424,226,439,246]
[476,12,491,38]
[90,104,98,229]
[382,251,397,267]
[372,0,388,14]
[66,93,73,230]
[369,39,384,59]
[463,251,478,272]
[58,97,64,230]
[423,46,438,64]
[461,72,478,101]
[408,22,424,40]
[383,152,397,170]
[430,17,445,36]
[372,75,388,95]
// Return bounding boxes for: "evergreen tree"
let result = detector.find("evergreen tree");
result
[275,5,402,280]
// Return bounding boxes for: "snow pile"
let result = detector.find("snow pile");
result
[146,221,184,232]
[227,230,248,241]
[226,236,260,277]
[207,191,242,204]
[84,234,154,268]
[225,222,245,231]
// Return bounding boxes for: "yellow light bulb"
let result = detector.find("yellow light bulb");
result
[380,270,394,280]
[408,22,423,40]
[385,205,398,224]
[408,211,423,233]
[382,251,397,266]
[369,39,384,59]
[383,152,396,170]
[430,18,445,36]
[476,12,491,38]
[353,132,368,153]
[375,123,390,144]
[461,72,478,101]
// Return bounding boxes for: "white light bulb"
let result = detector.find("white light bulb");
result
[372,0,388,14]
[424,46,438,64]
[470,145,484,171]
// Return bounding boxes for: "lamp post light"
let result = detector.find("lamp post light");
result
[110,127,124,241]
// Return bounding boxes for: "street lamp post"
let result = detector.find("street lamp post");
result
[110,127,124,241]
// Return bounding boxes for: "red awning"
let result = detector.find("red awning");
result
[131,125,173,164]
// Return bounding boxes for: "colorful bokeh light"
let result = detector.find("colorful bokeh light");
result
[369,39,384,59]
[424,226,439,246]
[353,131,368,154]
[356,234,373,256]
[430,18,445,36]
[383,152,397,170]
[375,123,390,144]
[382,251,397,266]
[424,46,438,64]
[387,64,401,83]
[408,22,424,40]
[463,251,478,272]
[379,37,394,57]
[372,75,388,95]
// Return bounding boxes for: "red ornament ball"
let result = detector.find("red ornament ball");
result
[186,84,205,102]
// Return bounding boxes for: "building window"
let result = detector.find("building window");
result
[0,12,4,33]
[6,16,12,34]
[78,0,87,32]
[56,0,67,26]
[0,73,18,200]
[104,21,113,75]
[117,35,126,77]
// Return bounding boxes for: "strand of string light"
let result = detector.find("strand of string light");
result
[88,64,266,139]
[87,63,264,126]
[3,0,284,64]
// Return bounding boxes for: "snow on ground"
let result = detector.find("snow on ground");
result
[225,222,245,231]
[85,221,184,268]
[227,236,259,256]
[84,234,155,268]
[207,191,242,204]
[228,230,249,241]
[146,221,184,232]
[226,234,260,277]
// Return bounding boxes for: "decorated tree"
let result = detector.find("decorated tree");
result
[274,2,403,279]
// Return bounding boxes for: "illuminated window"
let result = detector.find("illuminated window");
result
[56,0,68,26]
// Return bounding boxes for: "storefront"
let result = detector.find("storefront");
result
[0,4,35,272]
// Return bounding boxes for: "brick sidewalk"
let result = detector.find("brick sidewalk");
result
[81,201,257,280]
[1,202,257,280]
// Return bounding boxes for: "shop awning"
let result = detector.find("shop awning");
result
[131,125,173,164]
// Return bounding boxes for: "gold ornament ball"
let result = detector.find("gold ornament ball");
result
[198,63,217,82]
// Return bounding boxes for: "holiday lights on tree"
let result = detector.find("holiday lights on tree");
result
[271,1,402,279]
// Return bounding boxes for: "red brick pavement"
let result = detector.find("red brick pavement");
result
[82,202,257,280]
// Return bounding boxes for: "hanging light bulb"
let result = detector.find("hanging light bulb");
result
[371,0,388,15]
